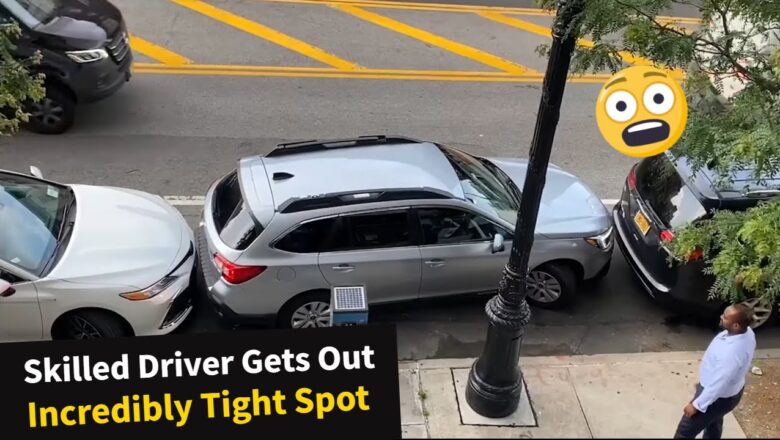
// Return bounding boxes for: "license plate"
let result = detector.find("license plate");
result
[634,211,651,235]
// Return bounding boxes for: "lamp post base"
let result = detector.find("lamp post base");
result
[465,290,530,418]
[465,362,523,418]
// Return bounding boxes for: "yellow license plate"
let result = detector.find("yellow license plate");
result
[634,211,651,235]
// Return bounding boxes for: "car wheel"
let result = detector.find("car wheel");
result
[525,263,577,309]
[278,292,332,329]
[25,85,76,135]
[741,297,775,329]
[59,311,128,340]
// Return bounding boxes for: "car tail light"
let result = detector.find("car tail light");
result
[688,248,703,261]
[627,165,638,190]
[213,253,266,284]
[660,230,674,242]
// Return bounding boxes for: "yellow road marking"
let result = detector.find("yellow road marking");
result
[478,12,685,78]
[129,35,192,65]
[333,4,536,74]
[133,62,615,83]
[169,0,360,70]
[250,0,704,24]
[265,0,554,15]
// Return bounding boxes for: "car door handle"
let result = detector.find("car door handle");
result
[425,259,446,268]
[332,264,355,272]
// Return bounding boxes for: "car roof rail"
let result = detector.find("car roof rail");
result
[266,135,423,157]
[278,187,454,213]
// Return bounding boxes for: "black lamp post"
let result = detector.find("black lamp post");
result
[465,0,587,418]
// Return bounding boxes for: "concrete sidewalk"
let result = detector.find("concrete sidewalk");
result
[398,349,780,438]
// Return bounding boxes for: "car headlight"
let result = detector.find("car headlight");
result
[120,276,179,301]
[66,48,109,63]
[585,227,614,250]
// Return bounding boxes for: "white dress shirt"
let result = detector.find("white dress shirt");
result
[693,327,756,413]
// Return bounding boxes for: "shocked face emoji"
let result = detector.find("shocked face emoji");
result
[596,66,688,158]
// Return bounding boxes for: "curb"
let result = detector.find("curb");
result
[404,348,780,370]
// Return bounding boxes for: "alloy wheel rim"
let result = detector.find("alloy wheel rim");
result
[741,297,773,328]
[30,98,65,127]
[291,301,331,328]
[526,270,562,303]
[66,316,102,339]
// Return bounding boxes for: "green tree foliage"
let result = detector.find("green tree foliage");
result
[0,21,44,135]
[537,0,780,305]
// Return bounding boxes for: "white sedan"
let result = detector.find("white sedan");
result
[0,168,195,342]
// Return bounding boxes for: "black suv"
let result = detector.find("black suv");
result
[0,0,132,134]
[613,151,778,328]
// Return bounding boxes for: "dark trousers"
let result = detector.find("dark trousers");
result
[674,384,744,439]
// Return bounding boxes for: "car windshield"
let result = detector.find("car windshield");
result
[0,0,58,27]
[0,173,73,276]
[439,145,520,225]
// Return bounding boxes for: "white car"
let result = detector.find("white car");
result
[0,168,195,342]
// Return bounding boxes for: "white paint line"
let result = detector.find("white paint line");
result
[164,195,620,207]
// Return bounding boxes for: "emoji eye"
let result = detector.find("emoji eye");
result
[643,83,675,115]
[605,90,637,122]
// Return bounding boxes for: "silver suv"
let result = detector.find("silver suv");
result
[197,136,613,328]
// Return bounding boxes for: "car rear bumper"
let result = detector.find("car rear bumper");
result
[195,225,276,327]
[613,204,722,316]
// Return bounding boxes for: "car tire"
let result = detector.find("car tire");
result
[277,291,332,329]
[525,263,577,310]
[57,310,128,340]
[25,84,76,135]
[741,297,775,330]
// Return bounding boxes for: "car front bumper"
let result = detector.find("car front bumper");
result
[69,50,133,103]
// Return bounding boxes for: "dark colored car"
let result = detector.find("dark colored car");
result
[613,151,778,328]
[0,0,132,134]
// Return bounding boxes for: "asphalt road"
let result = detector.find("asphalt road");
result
[1,0,777,358]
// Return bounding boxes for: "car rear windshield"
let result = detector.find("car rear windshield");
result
[212,170,263,250]
[636,154,708,229]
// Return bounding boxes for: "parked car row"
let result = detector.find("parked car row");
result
[0,135,775,342]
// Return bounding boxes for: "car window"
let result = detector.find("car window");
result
[212,170,263,250]
[418,208,504,245]
[0,173,69,276]
[636,154,708,229]
[344,211,411,250]
[438,145,520,225]
[0,0,56,27]
[0,268,24,284]
[275,218,340,253]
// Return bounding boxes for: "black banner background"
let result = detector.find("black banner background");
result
[0,325,400,439]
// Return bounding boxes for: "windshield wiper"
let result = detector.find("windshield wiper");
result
[42,189,76,275]
[55,188,76,240]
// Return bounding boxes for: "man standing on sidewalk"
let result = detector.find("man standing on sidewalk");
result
[674,303,756,439]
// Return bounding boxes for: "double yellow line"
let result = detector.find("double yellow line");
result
[133,62,611,83]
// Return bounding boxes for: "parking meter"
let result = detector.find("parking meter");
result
[330,286,368,326]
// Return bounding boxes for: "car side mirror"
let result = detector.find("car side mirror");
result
[492,233,505,253]
[0,279,15,298]
[30,166,43,179]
